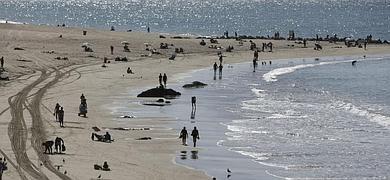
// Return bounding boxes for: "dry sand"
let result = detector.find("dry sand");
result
[0,23,389,180]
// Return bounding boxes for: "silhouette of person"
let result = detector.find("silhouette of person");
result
[58,107,64,127]
[147,26,150,33]
[191,127,200,147]
[158,73,163,86]
[218,63,223,79]
[110,46,114,55]
[219,55,223,64]
[104,132,112,142]
[55,137,64,154]
[0,56,4,68]
[213,62,218,74]
[54,103,61,121]
[191,96,196,111]
[163,73,167,87]
[180,127,188,145]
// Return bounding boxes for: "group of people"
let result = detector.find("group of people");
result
[212,53,224,80]
[252,50,272,72]
[180,127,200,147]
[42,137,66,154]
[158,73,168,88]
[54,103,65,127]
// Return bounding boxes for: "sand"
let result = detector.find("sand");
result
[0,23,389,180]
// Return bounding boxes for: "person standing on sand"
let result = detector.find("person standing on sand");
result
[219,54,223,64]
[110,46,114,55]
[0,56,4,68]
[218,63,223,79]
[147,26,150,33]
[180,127,188,146]
[191,96,196,111]
[191,127,200,147]
[58,107,64,127]
[213,62,218,74]
[163,73,167,88]
[54,103,61,121]
[158,73,163,86]
[55,137,64,154]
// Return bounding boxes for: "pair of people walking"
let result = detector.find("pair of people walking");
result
[180,127,200,147]
[158,73,168,87]
[54,103,65,127]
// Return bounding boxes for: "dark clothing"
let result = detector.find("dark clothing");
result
[55,137,64,153]
[58,109,64,127]
[0,57,3,68]
[213,63,218,73]
[163,74,167,87]
[54,104,60,121]
[159,74,163,85]
[180,129,188,145]
[191,129,199,147]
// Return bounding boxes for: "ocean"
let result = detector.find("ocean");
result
[1,0,389,40]
[117,54,390,179]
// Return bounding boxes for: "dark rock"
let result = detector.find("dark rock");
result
[137,86,181,98]
[182,81,208,88]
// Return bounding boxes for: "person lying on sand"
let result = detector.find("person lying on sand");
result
[91,132,113,143]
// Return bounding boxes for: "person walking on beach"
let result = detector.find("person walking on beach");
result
[191,96,196,111]
[213,62,218,75]
[158,73,163,86]
[218,63,223,79]
[110,46,114,55]
[180,127,188,146]
[0,56,4,68]
[219,54,223,64]
[147,26,150,33]
[58,107,64,127]
[191,127,200,147]
[163,73,167,88]
[53,103,61,121]
[253,50,258,72]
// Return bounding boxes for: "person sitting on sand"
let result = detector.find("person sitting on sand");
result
[103,161,110,171]
[91,132,113,143]
[200,39,206,46]
[127,67,134,74]
[124,44,130,52]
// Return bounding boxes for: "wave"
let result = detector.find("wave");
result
[0,19,24,24]
[250,88,266,98]
[330,100,390,127]
[262,57,382,82]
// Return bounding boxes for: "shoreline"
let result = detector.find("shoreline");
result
[123,53,390,180]
[0,23,389,180]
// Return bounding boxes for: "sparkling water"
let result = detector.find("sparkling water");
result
[1,0,389,39]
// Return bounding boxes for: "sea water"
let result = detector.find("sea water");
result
[117,55,390,179]
[1,0,389,40]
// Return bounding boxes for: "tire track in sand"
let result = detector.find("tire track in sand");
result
[8,69,50,180]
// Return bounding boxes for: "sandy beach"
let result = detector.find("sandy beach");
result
[0,23,389,180]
